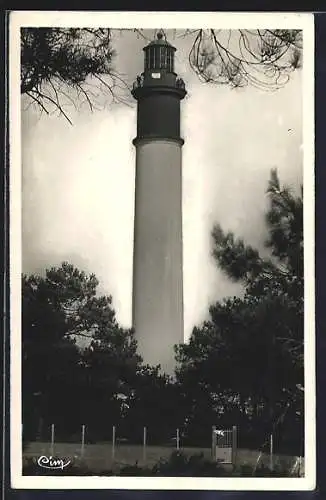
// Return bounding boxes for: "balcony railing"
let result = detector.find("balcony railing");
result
[132,74,185,91]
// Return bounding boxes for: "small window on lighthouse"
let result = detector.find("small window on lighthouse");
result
[151,72,161,79]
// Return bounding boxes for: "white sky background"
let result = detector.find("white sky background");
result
[21,28,303,341]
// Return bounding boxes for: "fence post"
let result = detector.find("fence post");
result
[50,424,55,456]
[143,426,147,463]
[176,428,180,450]
[81,425,86,458]
[112,425,116,462]
[269,433,274,471]
[212,426,217,461]
[232,425,237,467]
[298,456,302,477]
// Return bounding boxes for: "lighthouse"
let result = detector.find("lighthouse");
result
[131,32,186,374]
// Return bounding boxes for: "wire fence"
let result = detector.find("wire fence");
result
[23,422,304,476]
[30,423,193,460]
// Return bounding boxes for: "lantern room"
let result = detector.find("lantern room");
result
[143,32,176,73]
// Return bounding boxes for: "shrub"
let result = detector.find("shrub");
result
[151,451,228,477]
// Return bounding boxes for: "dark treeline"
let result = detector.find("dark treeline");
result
[22,170,303,456]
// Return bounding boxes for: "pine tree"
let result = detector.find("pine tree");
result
[22,262,141,442]
[176,170,304,454]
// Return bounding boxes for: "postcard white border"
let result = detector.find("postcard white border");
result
[9,11,315,491]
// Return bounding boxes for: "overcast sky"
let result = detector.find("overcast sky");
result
[21,28,303,341]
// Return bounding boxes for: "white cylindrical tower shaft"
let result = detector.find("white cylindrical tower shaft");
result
[133,138,184,374]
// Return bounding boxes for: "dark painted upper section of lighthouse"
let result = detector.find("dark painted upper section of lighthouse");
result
[132,33,186,146]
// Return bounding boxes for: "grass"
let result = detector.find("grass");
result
[23,441,304,476]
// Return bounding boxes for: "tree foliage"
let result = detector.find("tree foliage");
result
[22,262,141,441]
[212,169,303,293]
[21,28,127,122]
[121,365,183,444]
[176,170,304,454]
[21,28,302,123]
[186,29,302,89]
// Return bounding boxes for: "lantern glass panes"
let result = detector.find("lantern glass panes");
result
[159,47,168,69]
[145,44,174,72]
[167,48,174,72]
[149,46,155,69]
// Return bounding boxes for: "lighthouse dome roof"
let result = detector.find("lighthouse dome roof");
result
[144,32,175,49]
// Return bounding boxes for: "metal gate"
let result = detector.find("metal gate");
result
[212,426,237,464]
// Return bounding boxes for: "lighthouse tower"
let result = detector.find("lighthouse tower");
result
[131,32,186,374]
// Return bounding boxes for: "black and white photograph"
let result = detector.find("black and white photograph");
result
[9,11,315,490]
